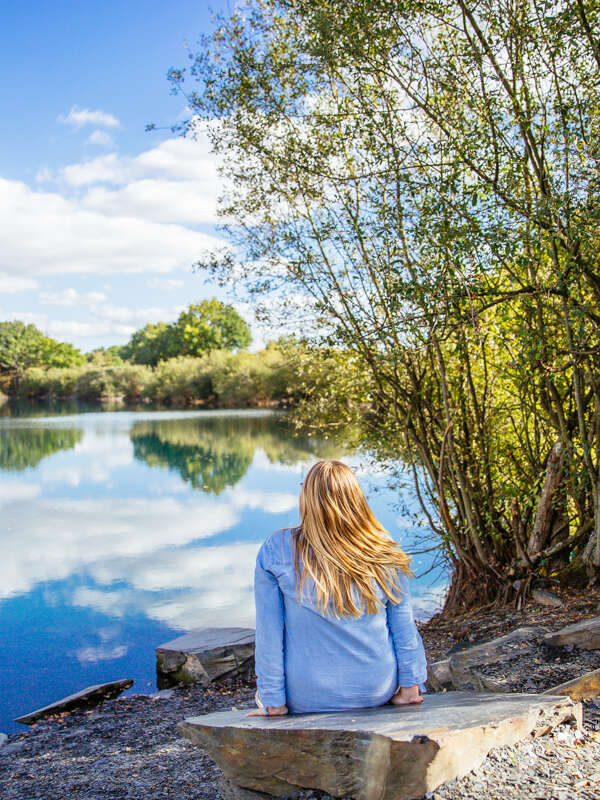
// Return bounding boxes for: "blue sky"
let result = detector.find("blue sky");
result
[0,0,255,352]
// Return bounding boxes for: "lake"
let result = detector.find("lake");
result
[0,407,446,734]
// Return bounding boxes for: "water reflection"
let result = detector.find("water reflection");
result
[0,426,82,471]
[130,415,342,494]
[0,408,444,734]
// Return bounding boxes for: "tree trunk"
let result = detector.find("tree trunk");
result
[527,441,567,564]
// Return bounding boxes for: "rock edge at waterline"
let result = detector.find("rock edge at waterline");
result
[14,679,134,725]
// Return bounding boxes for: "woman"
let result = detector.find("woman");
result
[249,459,427,717]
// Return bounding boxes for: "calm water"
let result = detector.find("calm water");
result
[0,408,445,733]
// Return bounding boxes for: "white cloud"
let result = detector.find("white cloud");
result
[58,136,218,187]
[4,311,136,340]
[146,278,184,291]
[39,288,108,306]
[47,135,224,226]
[81,178,220,225]
[1,132,228,350]
[0,177,223,279]
[60,106,120,129]
[88,129,115,147]
[0,274,38,293]
[98,303,181,324]
[26,292,182,339]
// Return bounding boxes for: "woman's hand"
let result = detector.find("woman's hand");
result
[390,686,423,706]
[247,704,288,717]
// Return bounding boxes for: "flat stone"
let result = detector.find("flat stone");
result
[156,627,255,689]
[543,668,600,700]
[544,617,600,649]
[179,691,580,800]
[449,627,541,670]
[14,679,133,725]
[447,627,542,691]
[532,588,564,608]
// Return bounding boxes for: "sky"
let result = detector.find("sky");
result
[0,0,253,352]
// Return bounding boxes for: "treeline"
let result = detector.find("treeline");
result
[15,346,300,407]
[1,299,301,406]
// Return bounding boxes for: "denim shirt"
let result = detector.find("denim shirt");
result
[254,528,428,713]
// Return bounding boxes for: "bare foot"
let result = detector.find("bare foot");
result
[390,686,423,706]
[247,704,289,717]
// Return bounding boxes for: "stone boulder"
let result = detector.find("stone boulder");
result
[179,692,580,800]
[532,588,564,608]
[15,679,133,725]
[543,668,600,701]
[156,627,255,689]
[544,617,600,649]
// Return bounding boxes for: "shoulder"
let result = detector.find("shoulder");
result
[257,527,297,568]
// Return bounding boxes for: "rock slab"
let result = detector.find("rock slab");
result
[544,668,600,700]
[156,627,255,689]
[179,691,581,800]
[14,679,133,725]
[446,627,542,692]
[544,616,600,649]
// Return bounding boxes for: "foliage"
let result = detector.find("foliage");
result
[170,0,600,607]
[121,300,252,366]
[177,299,252,355]
[87,346,125,365]
[120,322,178,367]
[15,346,301,407]
[0,321,84,384]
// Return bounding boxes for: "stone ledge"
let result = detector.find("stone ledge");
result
[179,691,581,800]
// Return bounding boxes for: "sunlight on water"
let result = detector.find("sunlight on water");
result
[0,408,446,733]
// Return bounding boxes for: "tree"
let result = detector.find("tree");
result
[87,346,125,365]
[0,321,84,384]
[121,322,178,367]
[121,300,252,365]
[168,0,600,609]
[176,299,252,355]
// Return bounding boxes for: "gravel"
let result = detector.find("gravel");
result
[2,590,600,800]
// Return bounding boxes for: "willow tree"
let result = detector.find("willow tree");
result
[170,0,600,609]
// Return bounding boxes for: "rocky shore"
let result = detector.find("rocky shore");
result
[1,587,600,800]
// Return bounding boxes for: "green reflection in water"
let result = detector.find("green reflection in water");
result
[0,427,83,471]
[130,415,345,494]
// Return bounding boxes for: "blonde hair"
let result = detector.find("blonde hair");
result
[294,459,412,617]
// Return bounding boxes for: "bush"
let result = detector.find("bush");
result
[110,364,153,401]
[149,357,214,405]
[13,346,302,407]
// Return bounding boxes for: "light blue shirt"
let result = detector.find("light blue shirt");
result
[254,528,428,713]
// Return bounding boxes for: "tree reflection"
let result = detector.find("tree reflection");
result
[130,414,345,494]
[0,427,83,471]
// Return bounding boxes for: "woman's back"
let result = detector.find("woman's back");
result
[255,527,427,713]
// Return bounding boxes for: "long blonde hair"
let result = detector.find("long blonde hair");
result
[294,459,412,617]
